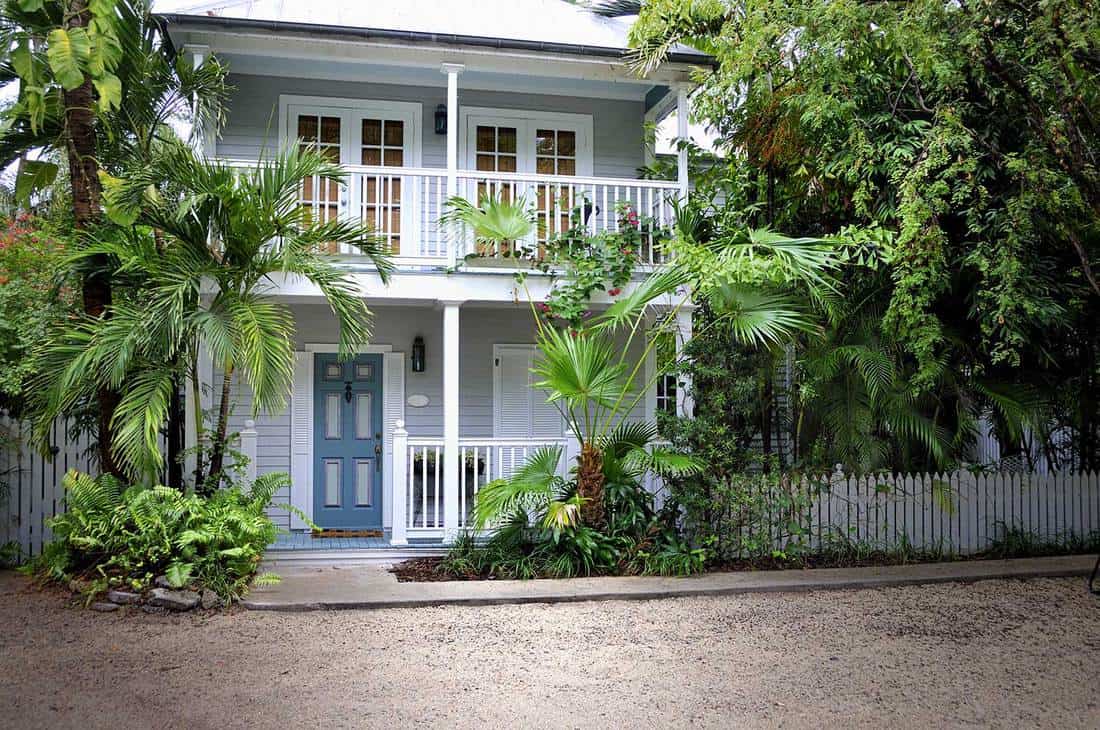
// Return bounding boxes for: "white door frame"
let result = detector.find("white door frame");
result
[290,344,397,528]
[279,95,424,256]
[459,106,594,176]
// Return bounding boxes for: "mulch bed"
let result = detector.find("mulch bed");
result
[388,551,1047,582]
[390,558,469,582]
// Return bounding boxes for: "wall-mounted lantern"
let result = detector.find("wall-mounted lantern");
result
[411,336,426,372]
[434,104,447,135]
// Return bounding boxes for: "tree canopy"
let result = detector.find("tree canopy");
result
[613,0,1100,469]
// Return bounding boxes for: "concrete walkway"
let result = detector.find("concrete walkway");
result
[241,554,1097,611]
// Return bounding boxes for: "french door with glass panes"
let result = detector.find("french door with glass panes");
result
[288,101,420,256]
[465,115,592,254]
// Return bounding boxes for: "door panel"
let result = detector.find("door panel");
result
[471,123,522,255]
[533,127,580,245]
[465,116,591,255]
[313,353,384,528]
[493,345,563,439]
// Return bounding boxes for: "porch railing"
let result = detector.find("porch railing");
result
[235,159,681,266]
[393,425,571,539]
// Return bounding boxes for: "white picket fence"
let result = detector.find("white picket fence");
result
[760,470,1100,556]
[3,411,1099,560]
[0,416,98,559]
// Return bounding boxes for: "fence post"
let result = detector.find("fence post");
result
[240,419,258,484]
[391,420,409,546]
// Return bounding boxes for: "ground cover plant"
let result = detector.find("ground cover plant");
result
[26,470,291,603]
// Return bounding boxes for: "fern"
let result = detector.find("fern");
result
[30,471,287,602]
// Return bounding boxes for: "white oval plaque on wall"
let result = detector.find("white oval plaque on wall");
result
[406,394,430,408]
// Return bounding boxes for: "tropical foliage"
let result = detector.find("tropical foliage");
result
[0,0,229,474]
[0,213,77,413]
[31,469,290,602]
[30,143,393,489]
[600,0,1099,472]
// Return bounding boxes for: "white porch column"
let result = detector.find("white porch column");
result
[186,44,214,157]
[676,83,690,200]
[441,300,464,539]
[182,44,211,477]
[391,420,409,545]
[239,419,258,484]
[441,63,465,267]
[675,307,694,418]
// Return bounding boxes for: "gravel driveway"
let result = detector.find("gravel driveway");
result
[1,572,1097,729]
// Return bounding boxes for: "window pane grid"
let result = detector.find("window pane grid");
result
[361,118,405,254]
[297,114,342,252]
[534,129,578,246]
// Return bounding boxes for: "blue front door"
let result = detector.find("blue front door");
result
[313,353,384,529]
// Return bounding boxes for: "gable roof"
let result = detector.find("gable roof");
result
[157,0,711,64]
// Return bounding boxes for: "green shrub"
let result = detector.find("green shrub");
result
[28,470,290,602]
[439,470,705,580]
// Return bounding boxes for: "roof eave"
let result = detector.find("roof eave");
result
[157,13,717,69]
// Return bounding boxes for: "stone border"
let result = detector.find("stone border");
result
[241,554,1098,611]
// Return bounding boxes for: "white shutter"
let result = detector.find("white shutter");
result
[494,345,563,438]
[289,351,313,529]
[494,346,531,438]
[531,384,563,438]
[382,351,405,528]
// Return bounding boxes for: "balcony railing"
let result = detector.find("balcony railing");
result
[300,164,682,266]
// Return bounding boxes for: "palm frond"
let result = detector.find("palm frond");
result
[440,194,536,255]
[594,266,691,331]
[472,446,564,529]
[709,283,820,347]
[532,328,626,413]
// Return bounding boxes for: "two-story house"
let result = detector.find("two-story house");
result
[162,0,708,562]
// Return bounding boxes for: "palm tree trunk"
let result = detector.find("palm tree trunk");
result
[190,353,206,487]
[166,373,183,490]
[576,442,606,528]
[204,362,235,494]
[64,0,119,477]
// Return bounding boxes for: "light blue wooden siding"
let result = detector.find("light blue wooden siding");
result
[216,73,646,179]
[228,302,650,529]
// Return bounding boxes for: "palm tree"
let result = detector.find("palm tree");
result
[440,193,537,260]
[0,0,228,475]
[797,304,1042,473]
[445,192,837,527]
[32,143,394,489]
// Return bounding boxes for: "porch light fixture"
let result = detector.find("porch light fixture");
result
[411,336,426,373]
[434,104,447,135]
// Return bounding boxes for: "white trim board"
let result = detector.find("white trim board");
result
[303,344,394,353]
[219,55,654,102]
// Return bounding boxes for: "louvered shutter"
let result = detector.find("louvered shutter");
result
[494,345,563,438]
[382,351,405,528]
[494,346,531,438]
[531,385,563,438]
[289,351,313,529]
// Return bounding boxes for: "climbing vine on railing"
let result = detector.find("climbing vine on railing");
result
[524,200,670,329]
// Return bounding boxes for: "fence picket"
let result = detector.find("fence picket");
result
[3,413,1100,559]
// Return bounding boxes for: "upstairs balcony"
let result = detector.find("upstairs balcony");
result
[292,164,683,268]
